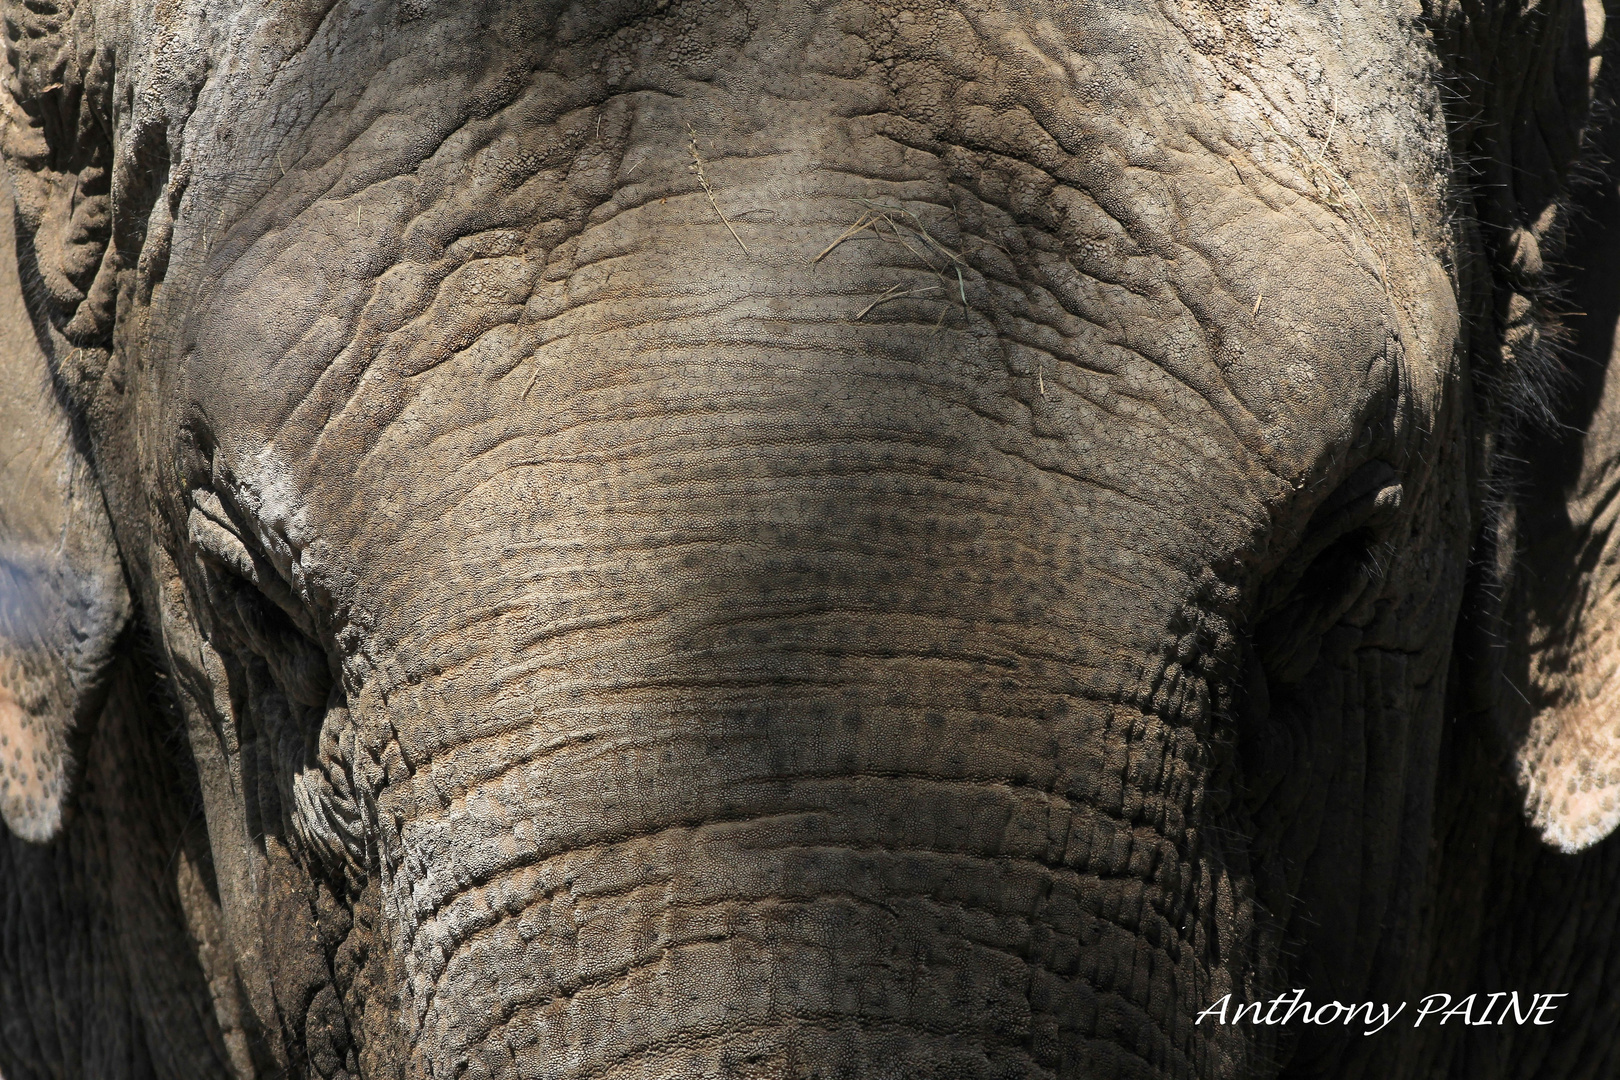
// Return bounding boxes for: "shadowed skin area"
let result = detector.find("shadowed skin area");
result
[3,1,1617,1079]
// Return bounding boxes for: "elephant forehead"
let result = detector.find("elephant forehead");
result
[161,0,1448,649]
[167,0,1443,401]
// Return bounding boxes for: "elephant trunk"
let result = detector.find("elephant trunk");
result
[305,150,1275,1067]
[364,655,1250,1080]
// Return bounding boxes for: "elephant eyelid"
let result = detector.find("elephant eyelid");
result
[187,490,318,639]
[188,503,254,581]
[1257,461,1403,614]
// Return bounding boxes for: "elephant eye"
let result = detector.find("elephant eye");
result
[1250,459,1404,687]
[186,489,332,710]
[185,487,363,880]
[1229,460,1404,818]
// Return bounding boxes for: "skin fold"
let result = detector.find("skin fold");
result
[1,1,1619,1078]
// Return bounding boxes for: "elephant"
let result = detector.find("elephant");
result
[7,0,1620,1077]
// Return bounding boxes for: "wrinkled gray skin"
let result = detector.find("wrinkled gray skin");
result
[4,1,1620,1078]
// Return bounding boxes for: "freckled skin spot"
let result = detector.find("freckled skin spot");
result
[0,680,55,842]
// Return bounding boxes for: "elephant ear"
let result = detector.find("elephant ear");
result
[1424,0,1617,850]
[0,169,130,844]
[1507,12,1620,852]
[1514,160,1620,852]
[0,0,136,841]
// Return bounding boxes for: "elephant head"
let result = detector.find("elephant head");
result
[3,1,1619,1078]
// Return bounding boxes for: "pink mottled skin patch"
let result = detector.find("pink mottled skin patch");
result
[1522,661,1620,852]
[0,676,55,842]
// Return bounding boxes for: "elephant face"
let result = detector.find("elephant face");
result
[2,2,1616,1079]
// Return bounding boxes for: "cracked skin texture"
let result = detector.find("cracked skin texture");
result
[1,1,1619,1079]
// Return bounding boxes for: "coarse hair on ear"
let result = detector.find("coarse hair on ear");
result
[1512,150,1620,851]
[0,169,130,843]
[1428,0,1618,850]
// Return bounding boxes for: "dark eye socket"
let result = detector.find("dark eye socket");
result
[186,489,363,884]
[1251,459,1403,687]
[186,493,332,709]
[227,580,332,710]
[1223,459,1403,820]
